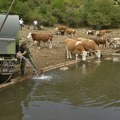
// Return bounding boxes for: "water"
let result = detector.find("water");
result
[32,74,53,81]
[1,57,120,120]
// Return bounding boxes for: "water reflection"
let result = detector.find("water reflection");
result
[0,81,34,120]
[23,59,120,108]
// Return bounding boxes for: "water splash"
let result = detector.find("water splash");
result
[17,53,53,81]
[32,74,53,81]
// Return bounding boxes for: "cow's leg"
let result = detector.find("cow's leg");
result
[114,44,117,49]
[69,51,72,59]
[75,54,79,60]
[95,50,101,58]
[34,40,37,44]
[34,40,39,48]
[49,40,52,49]
[81,51,87,61]
[65,46,70,59]
[71,33,74,38]
[105,42,108,48]
[37,42,41,49]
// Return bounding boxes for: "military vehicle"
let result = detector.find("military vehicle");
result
[0,14,20,83]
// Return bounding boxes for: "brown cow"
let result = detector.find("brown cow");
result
[55,25,67,35]
[95,30,112,36]
[77,37,101,58]
[95,31,105,36]
[105,30,112,33]
[92,36,109,48]
[65,28,76,38]
[64,38,87,61]
[55,25,75,37]
[85,30,95,35]
[27,32,53,49]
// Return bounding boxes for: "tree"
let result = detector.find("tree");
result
[0,0,120,28]
[0,0,12,13]
[80,0,118,29]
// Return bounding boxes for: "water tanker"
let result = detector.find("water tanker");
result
[0,14,20,82]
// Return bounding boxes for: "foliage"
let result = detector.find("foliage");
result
[83,0,114,29]
[0,0,120,28]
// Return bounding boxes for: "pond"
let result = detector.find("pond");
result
[0,57,120,120]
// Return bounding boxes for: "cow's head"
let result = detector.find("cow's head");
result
[95,50,101,59]
[81,51,87,61]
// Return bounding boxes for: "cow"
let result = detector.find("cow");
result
[27,32,53,49]
[65,28,76,38]
[92,36,109,49]
[55,25,75,37]
[77,37,101,59]
[85,30,95,35]
[95,30,112,36]
[55,25,67,35]
[109,38,120,49]
[64,38,87,61]
[105,30,112,33]
[95,30,105,36]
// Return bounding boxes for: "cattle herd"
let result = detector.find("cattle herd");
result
[26,25,120,61]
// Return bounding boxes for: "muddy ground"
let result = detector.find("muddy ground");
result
[18,26,120,75]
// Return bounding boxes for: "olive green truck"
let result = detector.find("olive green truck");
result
[0,14,20,76]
